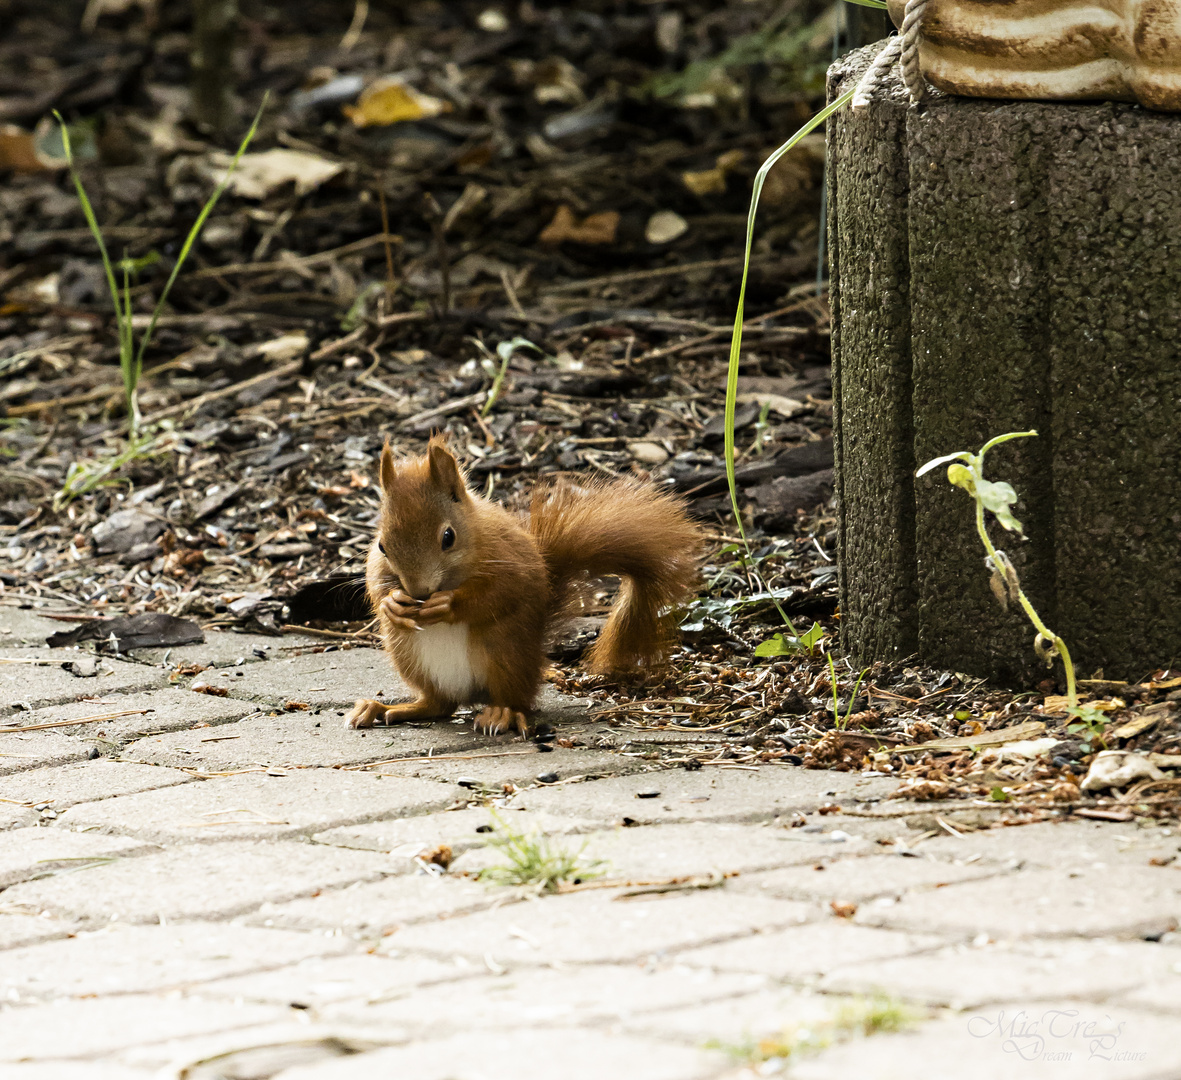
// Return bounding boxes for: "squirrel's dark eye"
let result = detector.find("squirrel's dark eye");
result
[377,541,386,555]
[441,526,456,551]
[451,491,460,504]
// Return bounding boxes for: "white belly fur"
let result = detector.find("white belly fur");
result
[406,622,486,701]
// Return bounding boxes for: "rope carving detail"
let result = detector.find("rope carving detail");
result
[852,0,929,111]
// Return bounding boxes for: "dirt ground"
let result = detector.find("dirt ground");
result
[2,0,1179,822]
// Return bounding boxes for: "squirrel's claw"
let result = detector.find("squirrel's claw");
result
[414,590,454,625]
[348,698,388,728]
[474,705,530,738]
[380,592,422,632]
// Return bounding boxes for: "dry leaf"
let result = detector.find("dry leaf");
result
[645,210,688,244]
[0,125,51,173]
[217,149,344,199]
[255,331,309,362]
[682,149,745,197]
[735,392,805,419]
[343,76,451,128]
[539,205,620,245]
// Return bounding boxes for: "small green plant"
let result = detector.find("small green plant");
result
[755,620,825,658]
[916,431,1078,708]
[827,652,869,729]
[56,101,265,435]
[53,428,173,510]
[476,812,605,894]
[1065,706,1109,753]
[471,336,543,417]
[708,992,917,1064]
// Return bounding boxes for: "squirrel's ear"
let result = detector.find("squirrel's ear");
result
[378,441,397,491]
[427,438,465,499]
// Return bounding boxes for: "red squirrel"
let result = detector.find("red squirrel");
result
[348,436,701,736]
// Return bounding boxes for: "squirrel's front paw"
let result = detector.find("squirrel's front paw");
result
[414,590,454,625]
[474,705,530,737]
[347,698,388,728]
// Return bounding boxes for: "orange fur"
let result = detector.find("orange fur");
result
[348,436,700,734]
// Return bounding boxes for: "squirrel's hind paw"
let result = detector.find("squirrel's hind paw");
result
[475,705,530,738]
[347,698,389,728]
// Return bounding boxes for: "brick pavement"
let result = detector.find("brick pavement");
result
[2,610,1181,1078]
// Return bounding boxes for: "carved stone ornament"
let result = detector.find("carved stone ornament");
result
[886,0,1181,111]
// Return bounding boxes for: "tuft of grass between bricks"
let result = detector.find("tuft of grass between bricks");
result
[708,993,921,1067]
[476,812,606,894]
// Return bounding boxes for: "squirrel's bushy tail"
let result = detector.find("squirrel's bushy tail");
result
[529,477,700,673]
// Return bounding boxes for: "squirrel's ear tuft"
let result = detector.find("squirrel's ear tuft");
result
[379,440,397,491]
[427,438,465,497]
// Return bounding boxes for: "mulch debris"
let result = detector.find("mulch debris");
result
[2,0,1179,828]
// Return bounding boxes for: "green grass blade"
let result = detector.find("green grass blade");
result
[724,86,854,542]
[132,95,268,376]
[722,86,855,640]
[54,112,127,357]
[841,0,889,8]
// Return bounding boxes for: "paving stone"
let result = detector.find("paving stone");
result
[1,803,39,828]
[120,711,479,771]
[0,922,353,1002]
[0,607,78,648]
[0,729,91,777]
[855,865,1181,940]
[0,759,193,809]
[129,629,323,667]
[451,821,869,880]
[0,826,151,888]
[918,819,1181,871]
[731,852,1002,904]
[0,1063,155,1079]
[675,921,943,981]
[245,872,494,935]
[110,1019,401,1074]
[314,806,601,863]
[59,770,455,844]
[330,962,769,1030]
[790,1001,1181,1080]
[268,1028,724,1080]
[387,889,813,966]
[1,840,396,923]
[0,650,166,715]
[373,744,639,787]
[819,937,1181,1008]
[0,994,286,1062]
[624,984,838,1044]
[201,952,467,1007]
[194,647,409,709]
[1114,960,1181,1013]
[0,913,80,950]
[502,767,897,825]
[3,689,258,747]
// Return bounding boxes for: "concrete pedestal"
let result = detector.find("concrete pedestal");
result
[827,43,1181,682]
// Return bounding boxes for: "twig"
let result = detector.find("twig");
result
[189,233,402,278]
[345,747,540,771]
[399,392,484,431]
[139,359,303,424]
[0,709,148,733]
[542,254,792,295]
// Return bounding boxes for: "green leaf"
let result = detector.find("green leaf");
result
[975,479,1023,533]
[915,451,972,478]
[954,709,971,721]
[989,786,1011,802]
[754,634,796,657]
[946,463,975,493]
[799,621,825,650]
